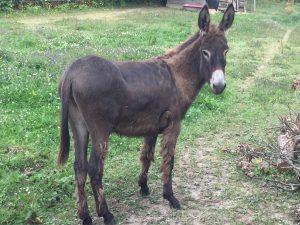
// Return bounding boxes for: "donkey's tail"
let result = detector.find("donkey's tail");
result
[57,74,71,165]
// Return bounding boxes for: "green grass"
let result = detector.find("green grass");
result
[1,1,300,224]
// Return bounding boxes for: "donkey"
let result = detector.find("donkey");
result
[58,4,234,225]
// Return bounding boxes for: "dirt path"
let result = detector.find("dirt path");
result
[240,28,294,91]
[18,8,144,27]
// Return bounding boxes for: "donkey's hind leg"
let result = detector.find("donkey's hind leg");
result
[88,125,116,225]
[139,136,157,196]
[160,122,181,209]
[69,106,92,225]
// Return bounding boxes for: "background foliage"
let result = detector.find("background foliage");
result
[0,0,160,11]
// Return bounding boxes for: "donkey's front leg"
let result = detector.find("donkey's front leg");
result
[160,122,181,209]
[139,136,157,196]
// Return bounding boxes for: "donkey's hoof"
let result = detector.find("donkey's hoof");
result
[82,216,93,225]
[164,194,181,209]
[169,200,181,209]
[104,212,116,225]
[140,186,150,196]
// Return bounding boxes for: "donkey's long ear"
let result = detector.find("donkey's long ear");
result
[219,3,235,31]
[198,5,210,33]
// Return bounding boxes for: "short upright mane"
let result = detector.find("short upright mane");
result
[161,24,225,60]
[205,24,226,38]
[162,32,201,59]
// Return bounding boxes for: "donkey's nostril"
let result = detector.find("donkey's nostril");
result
[212,82,226,95]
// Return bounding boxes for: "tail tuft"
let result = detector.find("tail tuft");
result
[57,77,71,165]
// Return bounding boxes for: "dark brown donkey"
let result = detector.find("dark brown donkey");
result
[58,4,234,225]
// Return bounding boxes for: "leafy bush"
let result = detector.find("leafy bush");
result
[92,0,104,7]
[0,0,23,11]
[0,0,13,11]
[92,0,155,7]
[25,4,44,13]
[0,0,160,11]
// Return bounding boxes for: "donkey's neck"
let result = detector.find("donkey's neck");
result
[162,32,205,116]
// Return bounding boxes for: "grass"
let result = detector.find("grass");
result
[1,1,300,224]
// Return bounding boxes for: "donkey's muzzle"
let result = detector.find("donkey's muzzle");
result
[210,70,226,95]
[212,82,226,94]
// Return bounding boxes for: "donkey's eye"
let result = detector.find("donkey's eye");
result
[202,50,211,60]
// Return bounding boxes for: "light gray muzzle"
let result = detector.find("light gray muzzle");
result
[210,70,226,94]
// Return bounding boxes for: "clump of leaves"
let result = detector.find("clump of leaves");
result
[292,78,300,91]
[234,112,300,191]
[25,211,42,224]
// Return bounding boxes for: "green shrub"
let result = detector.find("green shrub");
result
[0,0,160,11]
[0,0,13,11]
[25,4,44,13]
[92,0,104,7]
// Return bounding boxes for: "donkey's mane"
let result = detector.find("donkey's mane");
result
[160,24,224,61]
[161,32,201,59]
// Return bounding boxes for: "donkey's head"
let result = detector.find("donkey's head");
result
[198,4,235,95]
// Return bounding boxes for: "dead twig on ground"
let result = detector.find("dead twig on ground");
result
[235,112,300,192]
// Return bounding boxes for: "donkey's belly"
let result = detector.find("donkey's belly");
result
[113,116,160,137]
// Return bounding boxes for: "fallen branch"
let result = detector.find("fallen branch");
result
[235,112,300,192]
